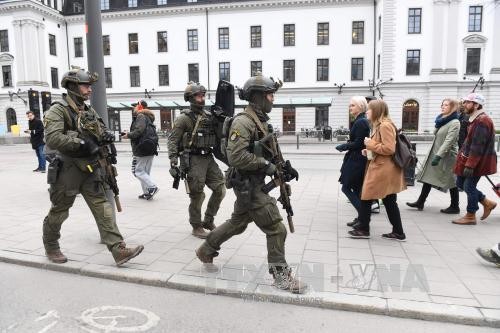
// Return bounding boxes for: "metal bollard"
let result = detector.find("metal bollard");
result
[497,135,500,152]
[296,134,300,150]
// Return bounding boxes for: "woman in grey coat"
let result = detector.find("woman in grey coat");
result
[407,98,460,214]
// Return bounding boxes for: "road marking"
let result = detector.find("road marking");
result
[80,306,160,332]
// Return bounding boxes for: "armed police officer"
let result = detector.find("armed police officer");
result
[167,82,226,239]
[42,67,144,266]
[196,74,307,294]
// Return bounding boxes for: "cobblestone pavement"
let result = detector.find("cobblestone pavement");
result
[0,143,499,327]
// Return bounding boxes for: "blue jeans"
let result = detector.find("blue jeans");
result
[342,183,361,213]
[456,176,485,213]
[35,144,46,170]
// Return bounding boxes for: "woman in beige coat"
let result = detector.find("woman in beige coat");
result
[348,100,407,241]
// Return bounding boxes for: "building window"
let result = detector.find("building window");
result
[128,0,137,7]
[315,106,329,127]
[219,27,229,49]
[187,29,198,51]
[74,37,83,57]
[250,26,261,48]
[0,30,8,52]
[157,0,168,5]
[250,61,262,77]
[352,21,364,44]
[466,48,481,74]
[49,34,56,56]
[317,22,329,45]
[408,8,422,34]
[100,0,109,10]
[104,67,112,88]
[468,6,482,32]
[377,54,380,79]
[50,67,58,88]
[73,2,83,13]
[406,49,420,75]
[317,59,329,81]
[102,35,110,55]
[128,33,138,54]
[188,63,199,82]
[378,15,381,40]
[2,65,12,87]
[283,60,295,82]
[159,65,169,86]
[130,66,140,87]
[157,31,168,52]
[219,62,230,81]
[284,24,295,46]
[351,58,363,80]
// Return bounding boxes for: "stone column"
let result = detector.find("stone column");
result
[430,1,447,75]
[490,3,500,79]
[444,0,460,76]
[12,20,26,83]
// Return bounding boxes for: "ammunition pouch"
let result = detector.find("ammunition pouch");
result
[47,157,62,184]
[179,151,191,173]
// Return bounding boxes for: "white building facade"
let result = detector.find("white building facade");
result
[0,0,499,135]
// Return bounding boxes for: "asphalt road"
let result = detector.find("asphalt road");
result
[0,262,496,333]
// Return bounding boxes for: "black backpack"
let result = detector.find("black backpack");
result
[136,117,159,156]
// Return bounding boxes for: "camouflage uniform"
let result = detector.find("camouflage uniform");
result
[167,83,226,238]
[196,74,307,294]
[42,67,143,265]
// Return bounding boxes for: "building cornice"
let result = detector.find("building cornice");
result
[0,0,65,23]
[65,0,367,23]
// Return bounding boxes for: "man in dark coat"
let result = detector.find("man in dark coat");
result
[24,111,46,172]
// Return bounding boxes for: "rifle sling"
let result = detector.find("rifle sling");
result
[244,108,275,156]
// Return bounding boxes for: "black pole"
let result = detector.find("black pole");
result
[84,0,108,126]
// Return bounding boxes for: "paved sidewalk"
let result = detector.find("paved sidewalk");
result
[1,144,499,327]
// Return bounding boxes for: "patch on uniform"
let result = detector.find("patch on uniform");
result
[230,130,240,141]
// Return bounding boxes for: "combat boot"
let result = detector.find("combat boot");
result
[192,226,209,239]
[273,269,308,294]
[480,198,497,220]
[452,212,477,225]
[112,242,144,267]
[202,215,216,231]
[46,249,68,264]
[195,246,219,272]
[476,247,500,267]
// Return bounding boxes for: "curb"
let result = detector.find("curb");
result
[1,250,499,328]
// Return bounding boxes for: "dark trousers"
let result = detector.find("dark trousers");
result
[417,182,459,207]
[35,144,46,170]
[342,183,362,213]
[358,193,404,235]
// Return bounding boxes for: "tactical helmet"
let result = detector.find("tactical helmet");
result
[184,82,207,102]
[238,72,282,101]
[61,66,98,89]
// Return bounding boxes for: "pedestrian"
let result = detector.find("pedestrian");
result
[42,66,143,266]
[406,98,460,214]
[476,243,500,267]
[348,99,407,241]
[167,82,226,239]
[196,74,307,294]
[24,111,46,173]
[336,96,370,227]
[122,100,159,200]
[452,93,497,225]
[457,101,469,149]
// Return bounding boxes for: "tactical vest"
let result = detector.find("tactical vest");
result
[182,110,218,153]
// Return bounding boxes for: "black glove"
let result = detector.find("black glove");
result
[335,144,348,152]
[80,138,99,156]
[283,160,299,181]
[102,130,115,143]
[170,157,178,168]
[264,162,277,176]
[169,166,180,179]
[431,155,441,166]
[463,167,474,177]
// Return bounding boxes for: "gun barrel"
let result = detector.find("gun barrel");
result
[287,215,295,233]
[173,177,180,189]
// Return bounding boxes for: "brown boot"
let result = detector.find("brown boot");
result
[46,249,68,264]
[195,247,218,272]
[452,212,477,225]
[273,269,308,294]
[192,226,209,239]
[112,242,144,267]
[480,198,497,220]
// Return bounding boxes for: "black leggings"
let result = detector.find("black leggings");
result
[419,183,459,207]
[358,194,404,234]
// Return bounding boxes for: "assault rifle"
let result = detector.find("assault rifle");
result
[260,133,296,233]
[99,143,122,212]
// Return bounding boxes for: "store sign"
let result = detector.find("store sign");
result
[403,100,419,108]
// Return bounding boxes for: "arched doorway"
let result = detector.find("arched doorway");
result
[6,108,17,132]
[402,99,419,131]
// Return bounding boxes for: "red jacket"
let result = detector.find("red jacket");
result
[454,112,497,176]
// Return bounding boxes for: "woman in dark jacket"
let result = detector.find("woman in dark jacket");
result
[336,96,370,225]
